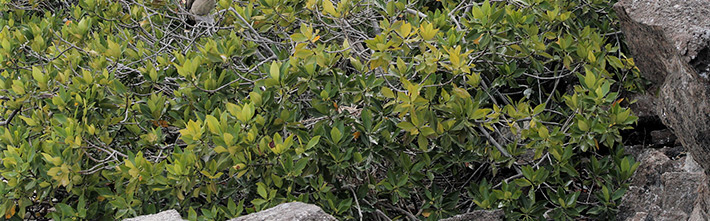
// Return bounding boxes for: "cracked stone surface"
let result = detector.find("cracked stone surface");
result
[123,209,186,221]
[618,148,710,221]
[614,0,710,176]
[228,202,336,221]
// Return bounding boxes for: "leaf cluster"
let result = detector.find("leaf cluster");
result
[0,0,642,220]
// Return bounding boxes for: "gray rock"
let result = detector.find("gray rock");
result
[690,182,710,221]
[618,148,710,221]
[439,209,504,221]
[619,186,663,220]
[624,144,647,161]
[683,155,704,173]
[618,149,669,220]
[627,93,659,119]
[629,149,672,187]
[660,172,705,216]
[123,209,186,221]
[625,212,648,221]
[229,202,336,221]
[614,0,710,175]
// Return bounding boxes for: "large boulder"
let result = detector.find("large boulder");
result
[618,148,710,220]
[614,0,710,174]
[122,202,334,221]
[229,202,336,221]
[123,209,186,221]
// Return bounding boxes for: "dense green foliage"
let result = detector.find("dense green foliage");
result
[0,0,643,220]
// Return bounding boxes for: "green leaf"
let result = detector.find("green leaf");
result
[577,119,589,131]
[322,0,340,17]
[42,153,62,166]
[417,134,428,151]
[270,61,280,81]
[353,152,363,163]
[330,127,342,144]
[533,103,545,115]
[584,70,596,89]
[239,103,255,122]
[188,207,197,221]
[397,122,417,133]
[381,87,395,98]
[361,109,373,132]
[228,200,237,214]
[19,116,37,126]
[514,178,532,187]
[250,92,263,106]
[57,203,75,217]
[451,86,471,98]
[466,73,481,88]
[306,136,321,150]
[224,133,234,146]
[471,108,491,120]
[612,187,626,201]
[12,80,25,95]
[538,126,549,138]
[205,115,221,134]
[214,146,228,154]
[420,126,436,137]
[32,67,45,83]
[607,56,624,69]
[107,39,121,59]
[291,33,308,42]
[226,103,242,117]
[257,182,268,199]
[252,198,267,206]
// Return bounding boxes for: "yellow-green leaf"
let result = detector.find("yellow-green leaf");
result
[205,115,220,134]
[322,0,340,17]
[578,120,589,131]
[269,61,280,81]
[19,116,37,126]
[381,87,395,98]
[11,80,25,95]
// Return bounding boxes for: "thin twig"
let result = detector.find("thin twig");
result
[348,186,363,221]
[0,106,22,127]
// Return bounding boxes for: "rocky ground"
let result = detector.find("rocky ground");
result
[619,124,708,220]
